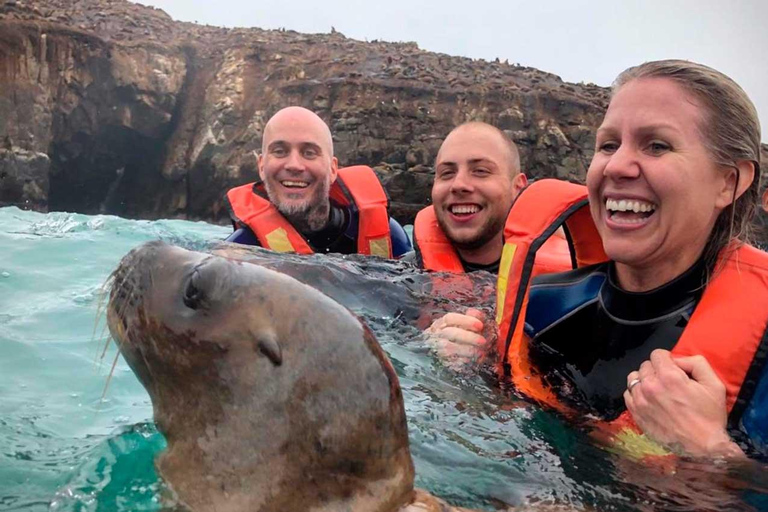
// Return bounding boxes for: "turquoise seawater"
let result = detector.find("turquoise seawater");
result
[2,206,767,512]
[0,207,229,511]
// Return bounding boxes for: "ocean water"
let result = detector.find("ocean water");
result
[1,206,767,512]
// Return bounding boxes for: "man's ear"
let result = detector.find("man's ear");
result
[512,173,528,196]
[329,157,339,184]
[257,153,265,181]
[716,160,755,209]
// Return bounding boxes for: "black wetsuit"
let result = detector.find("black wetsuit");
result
[525,258,707,421]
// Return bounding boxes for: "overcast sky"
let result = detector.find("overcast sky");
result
[137,0,767,142]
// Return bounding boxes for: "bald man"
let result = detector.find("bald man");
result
[225,107,411,257]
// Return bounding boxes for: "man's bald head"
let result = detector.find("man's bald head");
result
[437,122,521,177]
[262,106,334,158]
[258,106,339,232]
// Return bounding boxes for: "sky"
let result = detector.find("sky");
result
[137,0,767,142]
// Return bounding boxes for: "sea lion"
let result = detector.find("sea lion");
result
[208,241,496,325]
[106,241,481,512]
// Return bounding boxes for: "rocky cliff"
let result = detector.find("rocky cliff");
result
[0,0,765,233]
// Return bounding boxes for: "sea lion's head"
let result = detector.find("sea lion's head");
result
[107,241,415,512]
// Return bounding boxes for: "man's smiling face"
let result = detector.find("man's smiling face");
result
[432,123,526,260]
[259,107,338,231]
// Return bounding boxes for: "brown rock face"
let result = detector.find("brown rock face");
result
[0,0,764,230]
[0,0,610,224]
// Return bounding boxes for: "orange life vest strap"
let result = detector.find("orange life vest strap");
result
[225,183,314,254]
[413,195,578,275]
[673,244,768,413]
[532,233,572,275]
[413,206,465,273]
[496,179,608,371]
[334,166,393,258]
[225,166,392,257]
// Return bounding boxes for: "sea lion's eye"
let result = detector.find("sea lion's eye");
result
[183,270,203,310]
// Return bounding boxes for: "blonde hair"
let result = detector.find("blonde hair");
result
[613,60,762,274]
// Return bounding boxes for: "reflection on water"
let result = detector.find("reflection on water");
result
[1,206,767,512]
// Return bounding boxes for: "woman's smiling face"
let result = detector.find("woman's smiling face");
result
[587,78,734,291]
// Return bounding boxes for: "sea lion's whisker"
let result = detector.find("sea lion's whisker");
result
[91,283,110,366]
[93,276,115,365]
[97,264,136,370]
[100,348,122,402]
[100,282,137,365]
[94,273,115,327]
[97,324,113,369]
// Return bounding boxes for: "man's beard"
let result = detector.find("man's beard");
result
[266,176,332,233]
[436,210,505,251]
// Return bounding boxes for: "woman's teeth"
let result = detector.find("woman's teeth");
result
[605,198,656,214]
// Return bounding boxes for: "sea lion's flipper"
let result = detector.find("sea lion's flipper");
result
[253,330,283,366]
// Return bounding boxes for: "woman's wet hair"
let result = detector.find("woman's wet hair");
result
[612,59,762,275]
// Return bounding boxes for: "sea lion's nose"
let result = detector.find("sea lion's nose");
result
[179,256,227,312]
[183,269,204,310]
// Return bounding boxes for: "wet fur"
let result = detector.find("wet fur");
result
[107,241,415,512]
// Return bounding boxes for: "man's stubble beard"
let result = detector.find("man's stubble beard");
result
[265,175,332,233]
[436,209,506,252]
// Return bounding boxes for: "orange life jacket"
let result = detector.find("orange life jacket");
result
[496,179,768,427]
[412,206,465,273]
[494,179,608,389]
[413,195,577,275]
[225,166,392,258]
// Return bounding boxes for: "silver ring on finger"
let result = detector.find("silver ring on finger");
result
[627,378,642,392]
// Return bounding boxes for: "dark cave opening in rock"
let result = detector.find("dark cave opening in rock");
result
[48,125,174,219]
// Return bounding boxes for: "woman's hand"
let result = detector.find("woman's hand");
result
[426,308,489,367]
[624,349,745,458]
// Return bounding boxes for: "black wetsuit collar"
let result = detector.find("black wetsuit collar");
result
[457,234,502,274]
[601,256,707,322]
[303,204,350,252]
[460,257,501,274]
